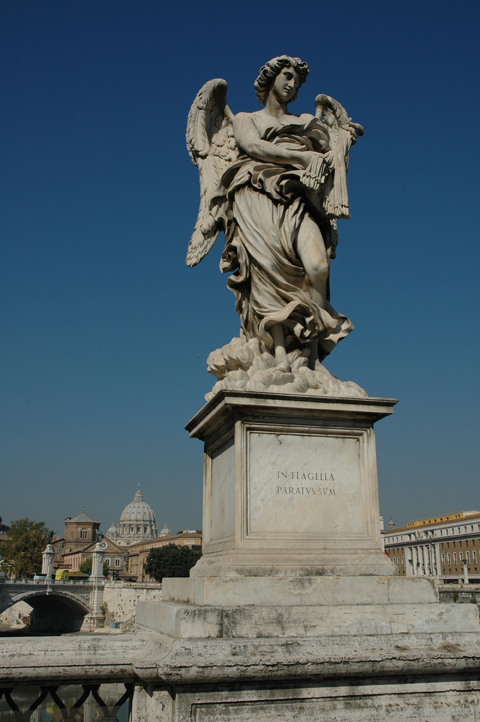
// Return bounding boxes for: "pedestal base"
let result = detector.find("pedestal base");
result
[187,391,397,578]
[137,576,479,639]
[132,392,480,720]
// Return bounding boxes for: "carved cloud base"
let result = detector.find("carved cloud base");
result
[206,336,367,402]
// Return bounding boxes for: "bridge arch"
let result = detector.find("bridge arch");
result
[1,590,92,632]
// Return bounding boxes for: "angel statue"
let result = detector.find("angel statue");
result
[187,55,366,399]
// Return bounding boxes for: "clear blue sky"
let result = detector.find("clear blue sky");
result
[1,1,479,537]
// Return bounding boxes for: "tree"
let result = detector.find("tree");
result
[0,516,10,534]
[144,544,202,582]
[79,557,110,576]
[0,518,51,578]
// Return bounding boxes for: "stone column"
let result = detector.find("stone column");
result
[422,546,428,576]
[91,541,104,582]
[463,564,469,584]
[41,543,55,579]
[410,546,416,576]
[88,539,105,629]
[405,547,413,576]
[425,545,431,576]
[435,544,441,577]
[426,545,432,575]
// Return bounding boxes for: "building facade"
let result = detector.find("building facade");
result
[63,510,100,554]
[383,510,480,582]
[62,536,127,575]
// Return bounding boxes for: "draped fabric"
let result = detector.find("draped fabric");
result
[214,115,353,359]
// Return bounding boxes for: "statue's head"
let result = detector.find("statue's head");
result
[254,55,309,106]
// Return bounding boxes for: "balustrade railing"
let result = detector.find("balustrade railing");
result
[0,682,132,721]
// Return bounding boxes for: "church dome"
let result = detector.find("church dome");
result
[117,486,158,545]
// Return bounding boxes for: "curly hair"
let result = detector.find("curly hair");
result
[254,55,309,106]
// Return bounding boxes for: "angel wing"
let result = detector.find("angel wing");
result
[315,94,364,220]
[186,79,238,267]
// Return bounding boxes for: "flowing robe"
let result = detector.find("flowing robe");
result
[214,113,353,359]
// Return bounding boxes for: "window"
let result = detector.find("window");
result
[114,558,121,568]
[453,553,457,564]
[80,528,88,540]
[459,552,463,561]
[447,553,451,564]
[104,557,111,567]
[473,550,477,563]
[466,551,470,563]
[441,553,445,563]
[69,531,73,539]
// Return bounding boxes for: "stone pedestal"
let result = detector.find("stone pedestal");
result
[187,390,396,578]
[135,390,480,721]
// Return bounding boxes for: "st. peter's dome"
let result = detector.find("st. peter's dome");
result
[116,486,158,546]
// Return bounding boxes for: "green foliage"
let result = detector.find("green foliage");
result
[79,557,92,574]
[0,516,10,534]
[79,557,110,576]
[0,518,51,578]
[144,544,202,582]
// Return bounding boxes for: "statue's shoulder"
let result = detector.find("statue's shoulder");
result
[232,111,259,136]
[299,112,316,123]
[233,111,257,123]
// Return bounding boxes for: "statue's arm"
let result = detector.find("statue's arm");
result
[233,113,313,169]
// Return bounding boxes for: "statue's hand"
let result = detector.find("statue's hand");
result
[297,150,319,169]
[300,151,327,191]
[321,150,335,168]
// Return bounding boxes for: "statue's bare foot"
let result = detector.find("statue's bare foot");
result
[271,323,290,372]
[274,347,290,373]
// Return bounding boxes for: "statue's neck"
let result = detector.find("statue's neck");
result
[264,93,289,118]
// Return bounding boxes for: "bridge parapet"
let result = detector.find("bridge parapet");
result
[0,579,105,630]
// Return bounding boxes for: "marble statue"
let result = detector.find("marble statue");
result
[187,56,365,399]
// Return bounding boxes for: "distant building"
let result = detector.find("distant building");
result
[383,510,480,582]
[105,486,158,547]
[127,531,202,581]
[54,509,127,576]
[54,488,191,579]
[63,510,100,554]
[62,536,126,574]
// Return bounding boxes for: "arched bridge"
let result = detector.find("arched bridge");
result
[0,579,104,632]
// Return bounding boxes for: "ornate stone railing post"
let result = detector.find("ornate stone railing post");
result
[41,542,55,580]
[86,534,106,630]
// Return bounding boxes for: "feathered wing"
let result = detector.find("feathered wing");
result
[186,79,238,267]
[314,94,364,220]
